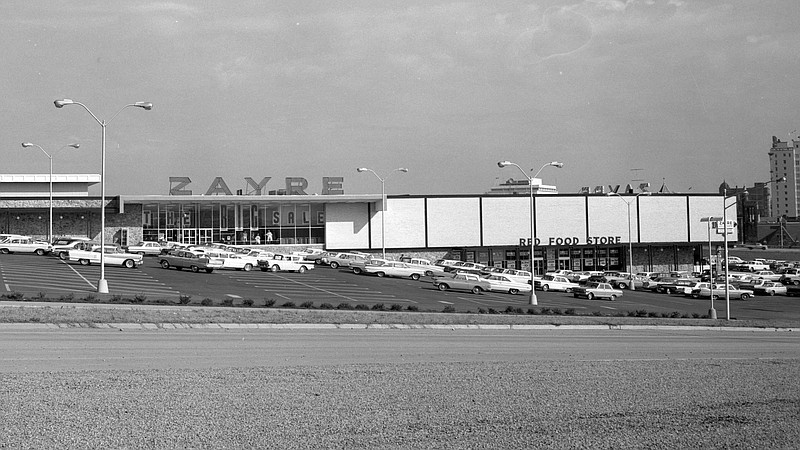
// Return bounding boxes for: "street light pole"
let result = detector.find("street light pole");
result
[21,142,80,243]
[700,216,722,320]
[356,167,408,259]
[497,160,564,305]
[607,192,649,290]
[54,99,152,294]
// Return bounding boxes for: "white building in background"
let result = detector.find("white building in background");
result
[486,177,558,195]
[769,136,800,219]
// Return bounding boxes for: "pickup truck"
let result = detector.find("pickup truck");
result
[432,273,490,294]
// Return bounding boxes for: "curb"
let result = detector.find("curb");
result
[0,323,795,332]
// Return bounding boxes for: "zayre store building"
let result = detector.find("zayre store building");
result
[1,175,732,274]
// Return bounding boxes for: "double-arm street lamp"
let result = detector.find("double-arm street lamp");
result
[356,167,408,259]
[607,191,650,290]
[497,160,564,305]
[21,142,80,243]
[54,99,153,294]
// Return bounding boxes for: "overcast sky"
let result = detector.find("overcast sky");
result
[2,1,798,196]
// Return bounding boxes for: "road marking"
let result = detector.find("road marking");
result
[438,300,454,305]
[226,294,242,298]
[60,260,96,290]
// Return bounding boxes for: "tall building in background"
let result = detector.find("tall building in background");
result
[768,136,800,219]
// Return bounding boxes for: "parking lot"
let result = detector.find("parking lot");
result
[1,253,799,321]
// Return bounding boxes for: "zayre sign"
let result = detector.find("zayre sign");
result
[169,176,345,196]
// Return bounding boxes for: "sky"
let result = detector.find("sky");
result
[2,0,799,197]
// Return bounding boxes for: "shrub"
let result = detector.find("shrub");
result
[691,313,701,319]
[134,293,147,303]
[319,303,334,309]
[242,298,254,307]
[648,312,659,318]
[281,301,296,308]
[221,298,233,307]
[478,308,487,314]
[541,307,553,315]
[551,308,563,315]
[487,308,498,314]
[35,292,47,301]
[179,294,192,305]
[355,304,369,310]
[527,308,539,315]
[110,295,123,303]
[389,304,403,311]
[565,308,577,316]
[669,311,682,318]
[442,305,456,313]
[371,303,385,311]
[299,301,314,309]
[337,302,354,310]
[636,310,649,317]
[59,293,74,302]
[1,292,24,300]
[505,306,523,315]
[591,310,603,316]
[200,298,213,306]
[406,305,419,312]
[82,294,97,303]
[264,299,276,307]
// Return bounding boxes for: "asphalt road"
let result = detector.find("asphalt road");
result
[3,253,800,321]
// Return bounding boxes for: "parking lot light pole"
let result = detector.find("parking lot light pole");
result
[607,192,650,290]
[54,99,152,294]
[356,167,408,259]
[497,160,564,306]
[700,216,723,320]
[21,142,80,244]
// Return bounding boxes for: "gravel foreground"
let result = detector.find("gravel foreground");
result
[1,359,798,449]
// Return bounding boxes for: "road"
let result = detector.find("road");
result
[1,327,798,448]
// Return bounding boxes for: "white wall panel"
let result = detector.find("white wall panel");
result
[427,197,481,247]
[639,196,688,242]
[688,196,728,243]
[535,197,587,245]
[588,196,640,243]
[482,197,530,246]
[373,198,426,249]
[325,203,370,250]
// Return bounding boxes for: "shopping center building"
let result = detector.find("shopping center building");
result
[0,174,734,274]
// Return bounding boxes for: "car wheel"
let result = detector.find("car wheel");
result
[471,286,482,294]
[793,280,799,286]
[618,282,627,289]
[190,265,200,273]
[691,293,699,299]
[587,292,595,300]
[377,272,385,277]
[509,288,519,295]
[541,284,550,292]
[329,262,339,269]
[59,251,68,260]
[124,259,135,269]
[35,249,45,256]
[160,260,170,269]
[609,295,617,301]
[79,259,90,266]
[205,268,214,273]
[425,270,433,277]
[353,267,362,274]
[411,273,420,281]
[271,265,280,272]
[243,263,253,272]
[740,293,750,300]
[437,283,448,291]
[298,266,307,273]
[0,249,8,254]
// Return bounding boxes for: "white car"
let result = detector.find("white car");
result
[293,248,325,261]
[211,252,258,271]
[258,254,315,273]
[0,237,52,256]
[399,257,446,276]
[68,245,144,268]
[351,257,392,275]
[123,241,164,256]
[535,274,580,292]
[483,274,533,295]
[363,261,425,280]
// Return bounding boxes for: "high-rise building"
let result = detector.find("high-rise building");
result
[768,136,800,219]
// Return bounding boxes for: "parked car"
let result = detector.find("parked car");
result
[445,261,486,274]
[318,252,368,269]
[363,261,425,280]
[293,248,325,261]
[211,252,258,271]
[656,278,699,294]
[432,273,490,294]
[350,257,392,275]
[399,256,446,277]
[752,282,787,296]
[534,274,579,292]
[123,241,164,256]
[68,245,143,268]
[0,236,52,256]
[572,282,624,300]
[158,250,224,273]
[681,282,714,296]
[690,284,754,300]
[258,254,314,273]
[750,270,782,281]
[483,274,533,295]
